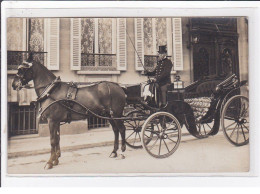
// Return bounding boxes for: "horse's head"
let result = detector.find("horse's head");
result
[12,62,34,91]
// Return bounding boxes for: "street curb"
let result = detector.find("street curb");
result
[8,132,195,159]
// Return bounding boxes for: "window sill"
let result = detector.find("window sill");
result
[77,70,121,75]
[7,70,17,75]
[140,70,177,75]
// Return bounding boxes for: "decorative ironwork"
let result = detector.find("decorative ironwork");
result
[7,51,47,70]
[144,55,172,71]
[81,53,117,71]
[144,55,158,71]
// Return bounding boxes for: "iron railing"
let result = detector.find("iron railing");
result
[81,53,117,71]
[87,116,109,129]
[8,103,37,136]
[144,55,172,71]
[7,51,47,70]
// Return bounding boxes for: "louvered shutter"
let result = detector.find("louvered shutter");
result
[117,18,127,71]
[172,18,183,71]
[70,18,81,70]
[47,18,60,70]
[135,18,144,71]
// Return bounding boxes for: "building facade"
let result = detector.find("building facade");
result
[7,17,249,136]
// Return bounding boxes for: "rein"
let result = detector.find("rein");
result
[38,98,147,121]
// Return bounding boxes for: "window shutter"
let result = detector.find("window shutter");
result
[117,18,127,71]
[70,18,81,70]
[172,18,183,71]
[135,18,144,71]
[47,18,60,70]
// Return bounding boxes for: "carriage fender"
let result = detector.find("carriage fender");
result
[167,101,202,138]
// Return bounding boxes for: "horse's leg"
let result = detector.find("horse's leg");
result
[53,126,61,166]
[117,120,126,159]
[45,119,59,170]
[109,120,119,158]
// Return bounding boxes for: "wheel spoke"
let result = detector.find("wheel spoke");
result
[206,123,212,130]
[155,122,161,132]
[202,124,206,135]
[126,131,135,140]
[148,137,159,151]
[236,124,239,143]
[224,116,236,121]
[163,139,170,153]
[165,131,178,134]
[242,123,249,132]
[144,134,151,138]
[198,124,201,135]
[137,132,142,140]
[225,121,237,130]
[125,121,135,128]
[241,125,247,141]
[133,132,138,146]
[158,139,162,155]
[167,137,177,144]
[230,123,238,139]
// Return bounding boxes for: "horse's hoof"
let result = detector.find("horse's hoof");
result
[109,152,117,158]
[44,163,53,170]
[120,154,125,159]
[53,159,59,166]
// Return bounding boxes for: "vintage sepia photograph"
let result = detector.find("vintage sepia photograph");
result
[5,16,249,175]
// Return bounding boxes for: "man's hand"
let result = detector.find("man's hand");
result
[148,78,156,83]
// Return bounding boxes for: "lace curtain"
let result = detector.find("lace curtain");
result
[143,18,167,55]
[7,18,24,51]
[155,18,167,50]
[81,18,94,53]
[29,18,44,52]
[98,18,112,54]
[144,18,153,55]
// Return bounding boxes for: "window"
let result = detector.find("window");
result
[71,18,126,73]
[135,18,183,71]
[7,18,60,71]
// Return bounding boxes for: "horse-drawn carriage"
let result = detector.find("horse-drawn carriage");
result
[122,74,249,158]
[12,57,249,169]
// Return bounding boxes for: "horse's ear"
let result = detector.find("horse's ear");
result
[27,52,33,63]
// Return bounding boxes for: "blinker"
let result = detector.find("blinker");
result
[18,62,33,69]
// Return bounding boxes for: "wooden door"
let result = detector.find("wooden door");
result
[191,18,239,81]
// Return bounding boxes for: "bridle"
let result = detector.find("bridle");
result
[16,62,33,86]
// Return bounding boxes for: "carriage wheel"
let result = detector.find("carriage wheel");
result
[141,112,181,158]
[221,95,249,146]
[124,110,146,149]
[196,121,215,138]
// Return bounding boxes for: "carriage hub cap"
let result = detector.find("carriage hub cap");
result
[238,118,246,124]
[159,132,167,139]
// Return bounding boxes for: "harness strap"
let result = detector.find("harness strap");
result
[37,76,61,102]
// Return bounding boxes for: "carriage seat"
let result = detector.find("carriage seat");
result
[195,80,222,97]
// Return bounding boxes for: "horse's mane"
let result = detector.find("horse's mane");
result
[33,60,56,79]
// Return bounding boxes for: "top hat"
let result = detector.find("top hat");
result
[158,45,167,54]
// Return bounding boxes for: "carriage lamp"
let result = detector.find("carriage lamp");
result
[173,75,184,89]
[191,34,200,44]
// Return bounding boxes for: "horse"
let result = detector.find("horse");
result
[12,55,127,170]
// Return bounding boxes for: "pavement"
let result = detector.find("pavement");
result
[8,125,193,159]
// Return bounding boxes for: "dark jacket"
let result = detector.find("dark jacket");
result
[146,58,173,86]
